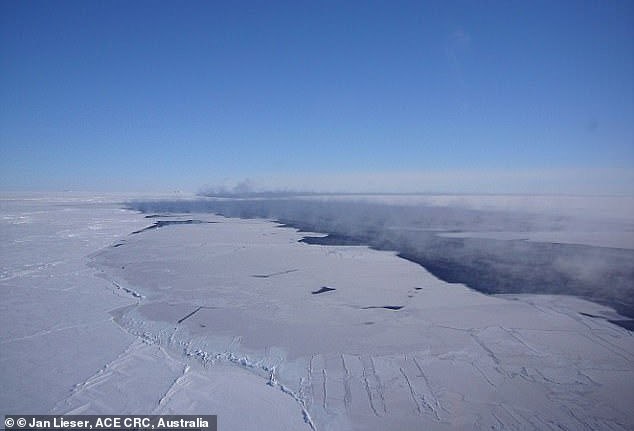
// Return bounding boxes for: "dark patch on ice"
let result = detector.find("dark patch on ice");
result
[144,214,185,218]
[177,306,202,324]
[579,312,602,319]
[301,234,366,246]
[112,281,143,298]
[312,286,336,294]
[362,305,404,310]
[131,220,214,235]
[112,242,125,248]
[414,287,422,290]
[364,321,375,325]
[251,269,298,278]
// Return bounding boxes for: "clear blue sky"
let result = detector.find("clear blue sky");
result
[1,0,632,193]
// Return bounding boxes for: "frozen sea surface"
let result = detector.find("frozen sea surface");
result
[129,196,634,321]
[0,194,309,431]
[2,193,634,430]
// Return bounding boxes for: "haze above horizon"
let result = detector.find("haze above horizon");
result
[1,1,632,194]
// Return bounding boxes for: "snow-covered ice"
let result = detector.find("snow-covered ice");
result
[1,193,633,430]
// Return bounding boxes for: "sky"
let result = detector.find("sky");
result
[1,0,633,194]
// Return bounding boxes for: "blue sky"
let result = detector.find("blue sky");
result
[1,0,632,193]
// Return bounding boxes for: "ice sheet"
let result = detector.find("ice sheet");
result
[95,212,634,430]
[2,194,633,430]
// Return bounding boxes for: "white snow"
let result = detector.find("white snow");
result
[1,193,633,430]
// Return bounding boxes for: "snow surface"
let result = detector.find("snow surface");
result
[2,193,634,430]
